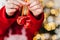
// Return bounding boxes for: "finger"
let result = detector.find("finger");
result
[29,1,39,8]
[29,4,41,11]
[32,10,41,16]
[34,8,43,14]
[5,3,19,10]
[17,0,29,6]
[6,8,17,13]
[7,0,22,7]
[6,8,17,15]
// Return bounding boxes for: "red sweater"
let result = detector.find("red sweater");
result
[0,6,44,40]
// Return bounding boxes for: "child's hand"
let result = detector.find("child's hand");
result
[5,0,29,16]
[28,0,43,17]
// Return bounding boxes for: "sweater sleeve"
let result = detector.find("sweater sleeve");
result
[0,6,19,35]
[27,11,44,35]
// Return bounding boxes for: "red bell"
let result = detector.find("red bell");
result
[17,16,30,25]
[17,16,26,25]
[17,16,32,29]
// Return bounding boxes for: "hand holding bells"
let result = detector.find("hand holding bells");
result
[17,0,32,29]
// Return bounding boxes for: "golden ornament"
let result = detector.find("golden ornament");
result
[44,22,56,31]
[44,23,51,31]
[51,35,57,40]
[51,9,59,16]
[41,34,45,40]
[33,34,41,40]
[46,1,54,8]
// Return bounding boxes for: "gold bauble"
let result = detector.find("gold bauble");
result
[46,1,54,8]
[48,22,56,30]
[51,9,59,16]
[33,34,41,40]
[51,35,57,40]
[41,34,45,40]
[44,23,51,31]
[44,22,56,31]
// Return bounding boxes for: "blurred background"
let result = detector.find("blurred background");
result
[0,0,60,40]
[33,0,60,40]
